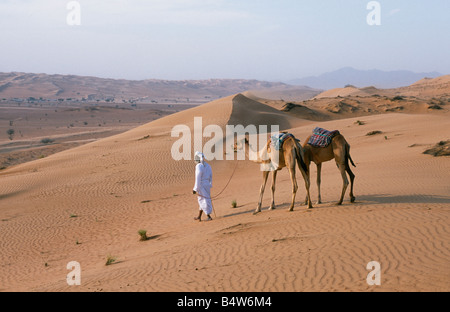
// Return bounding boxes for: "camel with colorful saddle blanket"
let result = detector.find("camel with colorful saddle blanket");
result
[303,127,356,206]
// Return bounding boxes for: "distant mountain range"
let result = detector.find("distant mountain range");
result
[0,69,445,103]
[0,72,317,103]
[287,67,442,89]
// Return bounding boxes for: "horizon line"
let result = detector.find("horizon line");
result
[0,67,445,84]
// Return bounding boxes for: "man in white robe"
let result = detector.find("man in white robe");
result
[193,151,213,221]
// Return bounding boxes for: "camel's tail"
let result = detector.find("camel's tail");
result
[294,140,309,175]
[346,143,356,168]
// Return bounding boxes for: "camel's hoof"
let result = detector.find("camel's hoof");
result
[269,206,276,211]
[316,201,322,205]
[253,211,261,215]
[335,202,343,206]
[350,197,356,203]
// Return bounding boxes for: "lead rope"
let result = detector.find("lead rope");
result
[196,159,239,200]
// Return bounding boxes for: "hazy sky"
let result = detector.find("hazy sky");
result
[1,0,449,81]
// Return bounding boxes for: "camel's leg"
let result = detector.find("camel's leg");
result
[288,166,298,212]
[269,170,277,210]
[336,162,349,205]
[302,170,313,208]
[255,170,270,214]
[303,164,311,206]
[316,163,322,204]
[346,165,355,203]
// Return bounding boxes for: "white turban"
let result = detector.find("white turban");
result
[194,151,205,163]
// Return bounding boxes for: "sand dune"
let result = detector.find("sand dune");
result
[263,75,450,122]
[0,80,449,292]
[244,85,322,102]
[313,86,361,99]
[314,75,450,99]
[0,103,189,169]
[228,94,306,130]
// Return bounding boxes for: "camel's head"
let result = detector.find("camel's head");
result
[233,137,249,152]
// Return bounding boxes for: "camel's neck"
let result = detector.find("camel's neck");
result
[244,140,266,163]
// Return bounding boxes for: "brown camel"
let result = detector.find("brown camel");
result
[235,133,312,213]
[302,132,356,206]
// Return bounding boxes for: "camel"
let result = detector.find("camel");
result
[302,131,356,206]
[235,133,312,214]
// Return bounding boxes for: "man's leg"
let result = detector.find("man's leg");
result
[194,210,203,221]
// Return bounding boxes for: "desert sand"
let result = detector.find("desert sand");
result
[0,76,449,292]
[0,103,195,169]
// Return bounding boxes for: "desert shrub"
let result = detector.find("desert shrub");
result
[41,138,54,144]
[366,131,382,136]
[282,103,297,112]
[423,140,450,157]
[428,104,442,110]
[138,230,149,241]
[6,129,14,140]
[138,135,150,141]
[105,255,116,266]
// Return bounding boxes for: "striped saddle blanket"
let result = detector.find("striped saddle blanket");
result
[271,133,295,151]
[308,127,340,148]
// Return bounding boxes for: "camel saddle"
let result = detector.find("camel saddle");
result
[271,132,296,151]
[308,127,340,148]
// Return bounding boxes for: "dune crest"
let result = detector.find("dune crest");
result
[228,94,307,131]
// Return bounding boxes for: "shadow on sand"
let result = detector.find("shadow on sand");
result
[217,194,450,218]
[0,189,31,201]
[355,194,450,205]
